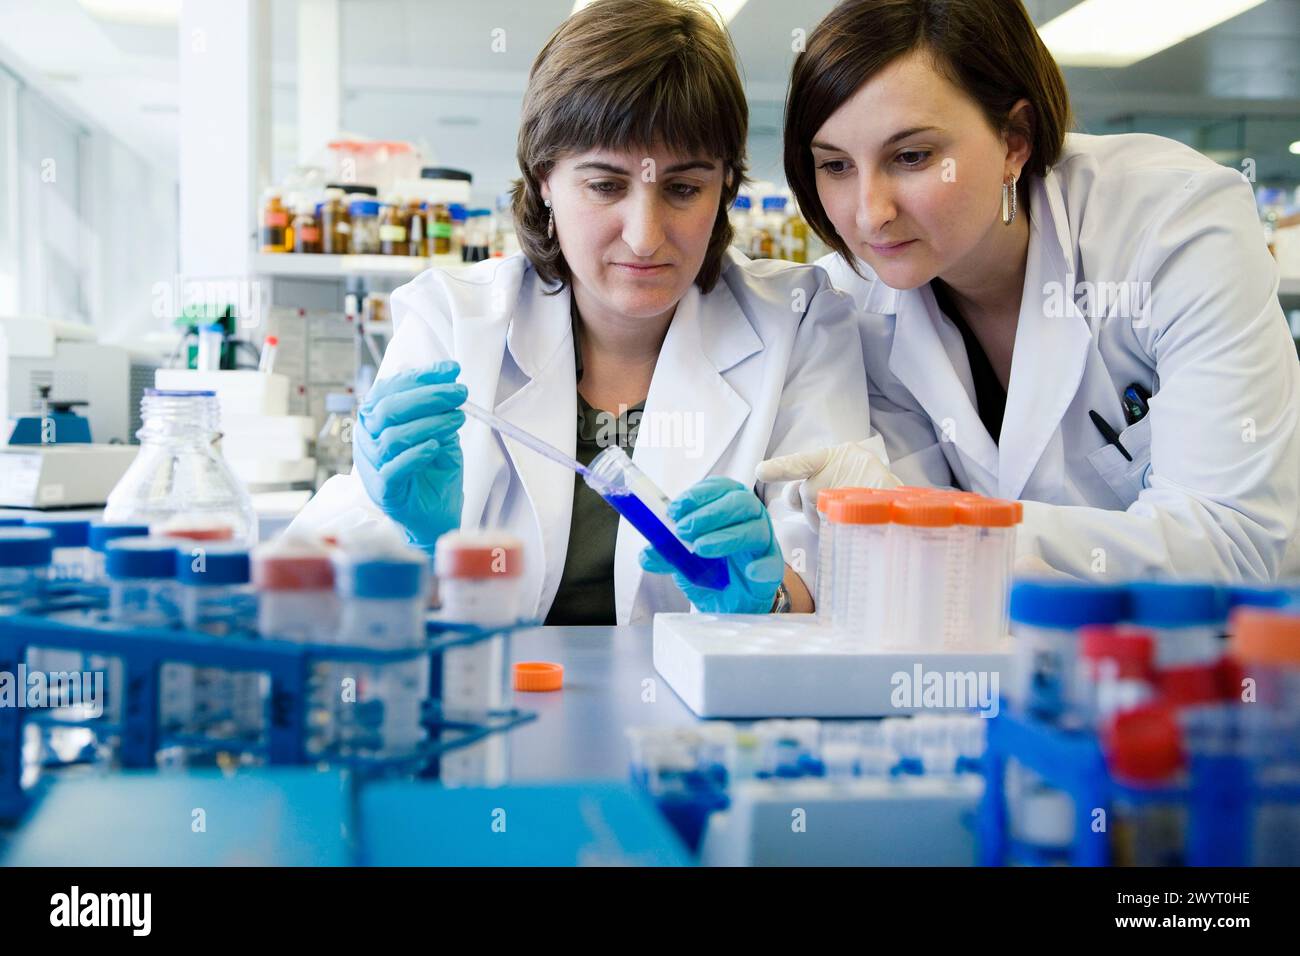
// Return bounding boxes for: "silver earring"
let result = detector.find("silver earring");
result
[544,199,554,239]
[1001,172,1018,225]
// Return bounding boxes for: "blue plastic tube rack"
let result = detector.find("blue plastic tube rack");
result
[977,707,1299,866]
[0,583,535,821]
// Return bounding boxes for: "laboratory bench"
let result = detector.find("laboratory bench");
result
[505,625,696,781]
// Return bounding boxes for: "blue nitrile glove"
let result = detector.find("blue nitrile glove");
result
[638,476,785,614]
[354,362,467,552]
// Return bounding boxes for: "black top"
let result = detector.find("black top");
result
[931,281,1007,446]
[543,312,645,626]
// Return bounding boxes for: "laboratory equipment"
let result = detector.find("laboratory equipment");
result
[826,492,894,643]
[166,541,260,750]
[0,528,53,612]
[196,324,223,372]
[3,316,162,446]
[813,487,851,621]
[292,202,322,254]
[315,392,355,488]
[461,399,593,479]
[332,536,429,758]
[652,612,1011,718]
[0,444,139,509]
[257,335,278,374]
[817,487,1019,648]
[348,199,381,254]
[105,537,179,628]
[461,400,730,590]
[103,388,258,547]
[21,518,90,583]
[952,495,1021,647]
[430,202,452,256]
[0,550,538,819]
[435,530,524,784]
[1007,580,1128,725]
[891,495,960,652]
[319,187,351,254]
[1073,625,1156,725]
[729,194,753,256]
[464,209,491,262]
[628,715,987,863]
[1103,704,1188,866]
[260,190,290,253]
[1231,608,1300,866]
[1127,581,1226,667]
[86,522,150,582]
[251,534,336,643]
[7,384,91,444]
[585,446,730,591]
[378,199,408,256]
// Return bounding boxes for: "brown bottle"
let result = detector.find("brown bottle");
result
[292,203,322,254]
[430,203,452,256]
[320,187,351,255]
[378,199,409,256]
[406,200,426,257]
[261,191,289,253]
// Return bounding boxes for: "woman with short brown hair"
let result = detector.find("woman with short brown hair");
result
[765,0,1299,581]
[292,0,877,621]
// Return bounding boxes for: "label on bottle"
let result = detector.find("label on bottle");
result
[431,222,453,239]
[264,211,287,227]
[379,225,408,242]
[299,226,320,242]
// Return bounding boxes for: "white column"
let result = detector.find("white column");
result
[296,0,341,166]
[178,0,270,279]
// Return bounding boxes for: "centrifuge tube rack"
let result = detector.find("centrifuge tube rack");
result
[976,709,1300,866]
[0,582,536,821]
[653,613,1012,718]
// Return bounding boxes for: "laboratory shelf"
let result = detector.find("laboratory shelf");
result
[252,252,474,279]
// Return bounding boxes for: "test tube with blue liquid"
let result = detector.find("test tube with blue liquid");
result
[460,402,729,591]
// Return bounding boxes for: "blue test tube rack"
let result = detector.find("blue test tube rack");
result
[976,707,1299,866]
[0,582,536,822]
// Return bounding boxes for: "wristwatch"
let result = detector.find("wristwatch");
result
[770,581,792,614]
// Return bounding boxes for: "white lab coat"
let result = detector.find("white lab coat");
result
[289,249,872,622]
[819,132,1300,581]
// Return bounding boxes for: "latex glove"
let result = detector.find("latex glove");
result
[355,362,467,552]
[755,437,902,527]
[638,477,785,614]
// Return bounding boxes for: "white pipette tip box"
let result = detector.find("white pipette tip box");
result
[652,613,1011,719]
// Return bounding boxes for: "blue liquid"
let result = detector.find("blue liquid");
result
[602,492,730,590]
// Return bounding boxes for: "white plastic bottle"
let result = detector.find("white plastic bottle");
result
[435,530,524,785]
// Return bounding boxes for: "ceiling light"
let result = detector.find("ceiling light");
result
[1038,0,1266,68]
[570,0,748,26]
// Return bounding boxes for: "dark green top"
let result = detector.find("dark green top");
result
[543,315,645,626]
[931,280,1007,446]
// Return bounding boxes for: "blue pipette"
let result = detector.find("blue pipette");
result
[461,401,600,484]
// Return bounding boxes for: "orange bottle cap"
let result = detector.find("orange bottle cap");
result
[891,496,957,527]
[514,661,564,692]
[161,525,234,542]
[953,496,1022,527]
[1230,608,1300,666]
[435,531,524,580]
[252,555,334,590]
[827,495,893,524]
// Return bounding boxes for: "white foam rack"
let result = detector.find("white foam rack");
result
[652,613,1012,719]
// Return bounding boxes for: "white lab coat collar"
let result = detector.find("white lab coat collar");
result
[613,279,763,622]
[880,168,1093,499]
[996,169,1092,500]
